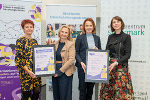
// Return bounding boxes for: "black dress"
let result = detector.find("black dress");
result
[55,42,65,75]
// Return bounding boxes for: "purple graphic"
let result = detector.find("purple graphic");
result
[0,4,2,10]
[87,73,107,80]
[12,87,21,100]
[29,5,41,21]
[87,65,107,80]
[0,43,15,66]
[0,65,21,100]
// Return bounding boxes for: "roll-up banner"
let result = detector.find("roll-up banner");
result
[0,0,41,99]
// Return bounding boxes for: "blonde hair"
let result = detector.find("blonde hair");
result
[58,25,73,41]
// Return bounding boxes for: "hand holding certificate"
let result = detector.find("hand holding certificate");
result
[33,45,56,76]
[85,49,109,83]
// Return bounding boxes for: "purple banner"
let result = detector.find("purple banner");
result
[0,42,40,99]
[0,65,21,100]
[0,43,21,99]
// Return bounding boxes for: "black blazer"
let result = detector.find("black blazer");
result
[75,34,101,68]
[106,31,131,66]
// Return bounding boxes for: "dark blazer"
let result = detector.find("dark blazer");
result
[106,31,131,66]
[75,34,101,68]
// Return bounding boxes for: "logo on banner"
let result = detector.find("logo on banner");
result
[107,25,145,36]
[0,4,2,10]
[28,5,41,22]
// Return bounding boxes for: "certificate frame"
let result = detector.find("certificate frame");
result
[33,45,56,77]
[85,49,109,83]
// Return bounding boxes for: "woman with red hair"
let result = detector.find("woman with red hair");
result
[75,18,101,100]
[15,19,41,100]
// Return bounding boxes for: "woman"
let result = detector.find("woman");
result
[100,16,134,99]
[75,18,101,100]
[47,25,76,100]
[15,19,41,100]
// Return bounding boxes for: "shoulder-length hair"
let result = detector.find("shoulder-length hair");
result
[110,16,125,32]
[58,25,73,41]
[82,18,96,34]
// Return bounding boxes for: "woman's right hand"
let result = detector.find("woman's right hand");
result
[46,39,55,45]
[80,62,86,72]
[92,46,98,50]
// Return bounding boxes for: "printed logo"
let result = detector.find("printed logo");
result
[28,5,41,22]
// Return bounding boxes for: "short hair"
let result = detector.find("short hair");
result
[82,18,96,34]
[58,25,73,41]
[21,19,34,29]
[110,16,125,32]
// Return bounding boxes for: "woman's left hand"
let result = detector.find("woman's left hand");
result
[109,62,118,73]
[28,70,36,79]
[54,74,59,77]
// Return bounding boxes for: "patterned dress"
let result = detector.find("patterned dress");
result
[100,32,134,100]
[100,63,134,100]
[15,37,41,91]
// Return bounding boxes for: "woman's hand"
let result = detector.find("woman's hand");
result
[80,62,86,72]
[92,46,98,50]
[46,39,55,45]
[23,66,36,79]
[28,70,36,79]
[54,74,59,77]
[109,61,118,73]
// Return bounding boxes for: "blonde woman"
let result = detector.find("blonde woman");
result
[47,25,76,100]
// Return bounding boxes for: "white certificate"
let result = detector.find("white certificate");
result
[33,45,55,76]
[85,50,109,83]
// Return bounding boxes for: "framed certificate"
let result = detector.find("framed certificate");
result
[33,45,56,76]
[85,49,109,83]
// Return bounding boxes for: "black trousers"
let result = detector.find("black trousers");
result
[78,67,95,100]
[52,74,73,100]
[21,87,40,100]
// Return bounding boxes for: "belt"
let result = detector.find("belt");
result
[56,61,62,64]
